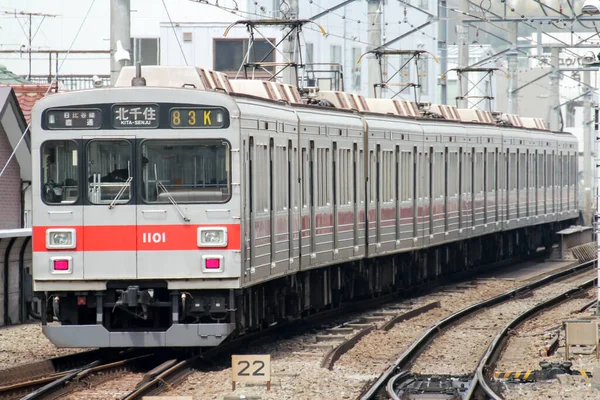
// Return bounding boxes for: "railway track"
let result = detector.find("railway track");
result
[0,349,171,400]
[0,349,111,400]
[358,259,597,400]
[0,255,576,399]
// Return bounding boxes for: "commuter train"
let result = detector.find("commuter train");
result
[31,66,578,347]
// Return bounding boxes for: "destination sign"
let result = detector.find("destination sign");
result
[46,109,102,130]
[170,107,226,128]
[112,104,159,128]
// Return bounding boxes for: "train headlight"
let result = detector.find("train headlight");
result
[197,227,228,247]
[46,229,76,249]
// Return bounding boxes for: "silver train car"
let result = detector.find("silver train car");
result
[31,66,579,347]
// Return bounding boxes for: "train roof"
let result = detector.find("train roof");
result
[115,66,556,133]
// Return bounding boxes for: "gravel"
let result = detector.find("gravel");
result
[0,323,83,370]
[167,280,516,400]
[411,271,596,376]
[496,287,600,400]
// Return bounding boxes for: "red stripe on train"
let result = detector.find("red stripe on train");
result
[32,224,241,252]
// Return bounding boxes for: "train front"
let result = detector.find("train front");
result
[31,86,241,347]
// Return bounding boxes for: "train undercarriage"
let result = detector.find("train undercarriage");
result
[40,221,572,347]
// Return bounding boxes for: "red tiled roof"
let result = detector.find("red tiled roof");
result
[9,84,54,124]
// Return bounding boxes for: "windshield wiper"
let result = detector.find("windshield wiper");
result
[154,164,191,222]
[108,177,133,209]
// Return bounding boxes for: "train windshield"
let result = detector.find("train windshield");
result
[87,140,133,204]
[41,140,79,204]
[141,139,231,203]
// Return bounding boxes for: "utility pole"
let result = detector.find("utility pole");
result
[439,0,447,105]
[584,69,593,226]
[549,48,561,131]
[367,0,382,97]
[110,0,131,85]
[3,11,56,81]
[457,0,469,108]
[281,0,299,86]
[507,23,519,114]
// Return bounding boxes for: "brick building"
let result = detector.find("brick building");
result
[0,65,53,229]
[0,87,29,229]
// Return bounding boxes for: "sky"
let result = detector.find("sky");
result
[0,0,236,74]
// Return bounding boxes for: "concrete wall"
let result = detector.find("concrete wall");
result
[0,229,32,326]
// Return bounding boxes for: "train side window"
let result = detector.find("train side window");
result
[358,149,364,204]
[400,151,412,201]
[41,140,79,204]
[447,152,458,196]
[537,152,544,188]
[369,150,376,204]
[486,150,495,192]
[302,148,308,207]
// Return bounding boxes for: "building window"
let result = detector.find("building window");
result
[399,53,412,85]
[352,47,362,90]
[418,0,429,10]
[417,57,428,96]
[330,45,342,70]
[130,38,160,66]
[306,42,314,65]
[214,39,275,73]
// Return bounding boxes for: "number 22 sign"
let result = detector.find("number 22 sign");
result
[231,354,271,391]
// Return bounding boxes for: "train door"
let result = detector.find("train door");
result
[471,147,476,230]
[289,141,299,271]
[333,142,339,258]
[375,144,381,247]
[412,146,418,243]
[353,143,360,254]
[428,146,434,238]
[243,137,253,283]
[457,147,463,234]
[299,141,311,268]
[495,148,499,224]
[309,140,316,263]
[83,137,136,279]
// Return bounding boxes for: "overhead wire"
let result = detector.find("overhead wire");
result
[162,0,189,65]
[0,0,97,180]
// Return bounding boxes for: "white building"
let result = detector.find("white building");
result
[0,0,438,99]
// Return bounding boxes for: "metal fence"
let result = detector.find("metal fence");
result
[0,229,32,326]
[22,75,111,91]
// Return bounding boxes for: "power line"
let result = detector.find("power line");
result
[162,0,189,66]
[0,0,97,180]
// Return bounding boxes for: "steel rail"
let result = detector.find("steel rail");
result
[0,349,108,389]
[358,259,596,400]
[124,252,548,399]
[18,350,152,400]
[471,276,597,400]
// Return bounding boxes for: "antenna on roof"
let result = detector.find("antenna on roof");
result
[131,62,146,87]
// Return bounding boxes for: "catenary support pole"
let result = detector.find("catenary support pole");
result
[282,0,299,86]
[367,0,382,98]
[457,0,469,108]
[584,69,593,226]
[549,47,561,131]
[507,22,519,114]
[110,0,131,86]
[439,0,448,104]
